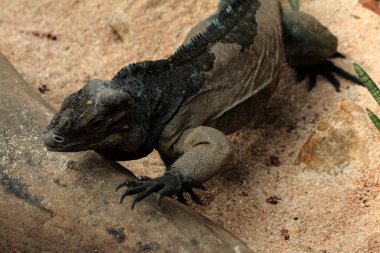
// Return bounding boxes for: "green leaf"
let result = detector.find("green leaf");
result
[366,108,380,131]
[289,0,299,10]
[353,64,380,132]
[353,63,380,106]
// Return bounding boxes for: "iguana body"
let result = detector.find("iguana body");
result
[43,0,361,208]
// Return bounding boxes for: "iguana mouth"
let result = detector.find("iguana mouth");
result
[44,142,89,152]
[43,130,101,152]
[44,139,91,152]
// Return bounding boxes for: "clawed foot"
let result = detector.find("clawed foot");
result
[115,171,204,209]
[176,182,205,205]
[295,54,363,92]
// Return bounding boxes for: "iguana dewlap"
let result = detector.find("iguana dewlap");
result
[43,0,361,209]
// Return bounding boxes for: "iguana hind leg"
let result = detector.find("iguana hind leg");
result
[281,9,362,90]
[116,126,231,209]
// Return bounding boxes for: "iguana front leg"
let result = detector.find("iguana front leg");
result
[116,126,231,209]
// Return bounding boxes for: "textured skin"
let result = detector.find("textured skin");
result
[170,126,231,183]
[158,0,283,184]
[43,0,358,207]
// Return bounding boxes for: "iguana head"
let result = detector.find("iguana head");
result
[43,79,148,152]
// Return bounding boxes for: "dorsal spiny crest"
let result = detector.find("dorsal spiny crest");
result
[170,0,251,64]
[112,60,171,82]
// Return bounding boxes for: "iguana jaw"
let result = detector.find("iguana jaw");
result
[43,129,130,152]
[43,142,89,152]
[42,129,107,152]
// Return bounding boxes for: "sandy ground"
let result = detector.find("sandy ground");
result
[0,0,380,252]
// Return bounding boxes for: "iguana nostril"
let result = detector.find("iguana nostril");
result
[53,134,65,143]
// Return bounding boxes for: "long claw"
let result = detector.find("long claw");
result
[177,192,187,205]
[119,190,130,204]
[117,178,152,204]
[119,184,147,204]
[116,178,144,192]
[331,52,345,58]
[131,197,138,210]
[157,194,163,207]
[156,186,172,207]
[330,64,363,86]
[122,184,148,198]
[130,185,161,210]
[188,188,203,205]
[321,70,340,92]
[115,182,126,192]
[308,72,317,91]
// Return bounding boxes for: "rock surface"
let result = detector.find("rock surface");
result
[297,100,369,174]
[0,53,253,253]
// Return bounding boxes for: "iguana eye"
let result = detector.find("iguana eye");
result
[90,119,103,130]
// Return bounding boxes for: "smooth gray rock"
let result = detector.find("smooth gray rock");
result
[0,53,252,253]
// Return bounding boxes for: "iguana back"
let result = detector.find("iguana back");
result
[159,0,284,151]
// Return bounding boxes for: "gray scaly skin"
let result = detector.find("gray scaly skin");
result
[43,0,362,209]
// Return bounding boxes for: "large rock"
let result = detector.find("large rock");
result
[0,53,252,253]
[297,100,369,174]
